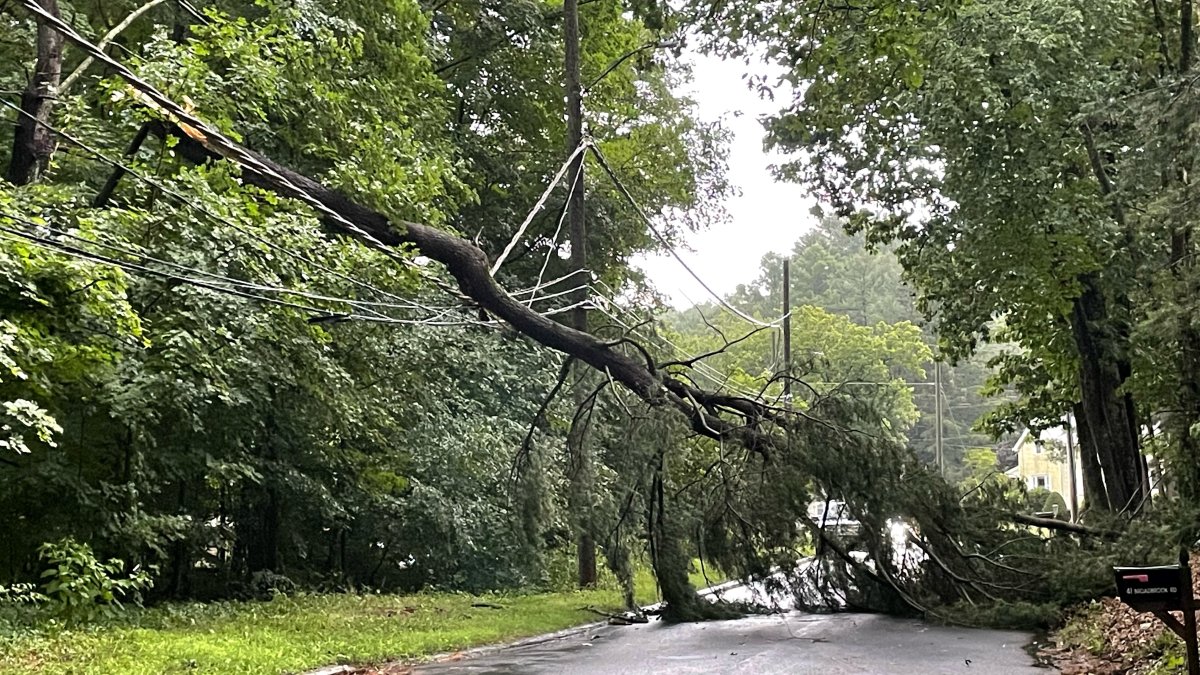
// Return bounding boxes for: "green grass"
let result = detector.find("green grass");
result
[687,561,727,591]
[0,588,651,675]
[0,564,737,675]
[0,562,731,675]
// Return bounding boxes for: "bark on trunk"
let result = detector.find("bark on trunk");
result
[1166,0,1200,531]
[6,0,63,186]
[1073,402,1110,511]
[1070,276,1143,512]
[168,480,189,596]
[567,389,598,587]
[244,491,280,573]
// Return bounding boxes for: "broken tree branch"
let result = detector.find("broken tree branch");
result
[1009,512,1121,539]
[58,0,167,95]
[17,0,812,457]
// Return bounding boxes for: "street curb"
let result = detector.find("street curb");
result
[411,579,747,667]
[301,580,745,675]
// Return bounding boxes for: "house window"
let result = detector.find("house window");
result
[1034,443,1044,455]
[1032,475,1049,490]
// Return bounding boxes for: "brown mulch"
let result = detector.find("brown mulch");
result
[1042,556,1200,675]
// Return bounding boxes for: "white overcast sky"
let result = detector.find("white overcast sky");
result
[632,52,818,307]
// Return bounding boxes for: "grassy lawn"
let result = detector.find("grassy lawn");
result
[0,566,724,675]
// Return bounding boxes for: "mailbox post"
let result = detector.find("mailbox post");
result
[1114,549,1200,675]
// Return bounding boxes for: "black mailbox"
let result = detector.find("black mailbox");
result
[1114,565,1187,612]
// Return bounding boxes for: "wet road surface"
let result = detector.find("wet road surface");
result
[411,611,1049,674]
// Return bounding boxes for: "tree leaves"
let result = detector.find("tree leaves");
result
[0,0,731,599]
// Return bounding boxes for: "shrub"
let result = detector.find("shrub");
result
[35,538,154,624]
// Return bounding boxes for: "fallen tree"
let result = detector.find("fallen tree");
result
[13,0,1166,626]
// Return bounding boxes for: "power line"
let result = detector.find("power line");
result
[589,280,760,390]
[2,212,470,319]
[510,268,589,298]
[0,102,438,317]
[0,102,597,327]
[0,223,338,317]
[17,0,779,351]
[14,0,421,271]
[528,162,584,306]
[587,291,769,401]
[489,140,590,276]
[590,278,781,398]
[588,143,786,329]
[0,216,498,328]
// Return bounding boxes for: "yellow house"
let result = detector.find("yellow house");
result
[1004,425,1082,519]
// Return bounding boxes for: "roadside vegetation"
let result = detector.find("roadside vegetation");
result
[1050,599,1186,675]
[0,564,728,675]
[1046,555,1200,674]
[5,0,1200,669]
[0,588,644,675]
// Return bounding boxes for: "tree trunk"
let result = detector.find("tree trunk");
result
[6,0,63,185]
[1073,402,1110,511]
[567,390,597,587]
[246,403,281,575]
[168,480,189,597]
[244,487,280,573]
[1070,277,1143,512]
[648,452,735,622]
[1165,0,1200,534]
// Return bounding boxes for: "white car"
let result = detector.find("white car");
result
[807,498,861,537]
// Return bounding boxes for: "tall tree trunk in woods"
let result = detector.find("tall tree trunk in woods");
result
[241,484,281,574]
[563,0,597,588]
[1074,402,1110,512]
[245,405,281,575]
[7,0,62,185]
[1070,277,1144,512]
[1080,120,1150,509]
[168,481,189,596]
[1168,0,1200,529]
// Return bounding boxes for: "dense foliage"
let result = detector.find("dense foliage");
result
[6,0,1200,643]
[665,0,1200,625]
[694,0,1200,518]
[0,0,728,604]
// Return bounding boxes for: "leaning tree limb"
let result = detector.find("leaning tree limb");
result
[1008,512,1121,539]
[154,122,804,456]
[14,0,813,456]
[147,121,668,397]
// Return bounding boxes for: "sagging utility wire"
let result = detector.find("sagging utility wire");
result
[489,140,591,277]
[0,212,500,328]
[0,98,437,318]
[589,144,789,330]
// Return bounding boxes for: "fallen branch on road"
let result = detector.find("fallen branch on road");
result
[1008,513,1121,539]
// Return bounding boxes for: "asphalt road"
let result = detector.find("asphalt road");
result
[411,611,1050,675]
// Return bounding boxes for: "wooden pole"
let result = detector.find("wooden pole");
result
[782,258,791,406]
[1181,548,1200,675]
[563,0,596,588]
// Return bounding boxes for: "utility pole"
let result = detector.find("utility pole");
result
[563,0,596,588]
[782,258,791,406]
[934,360,944,477]
[565,0,586,311]
[1066,412,1079,522]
